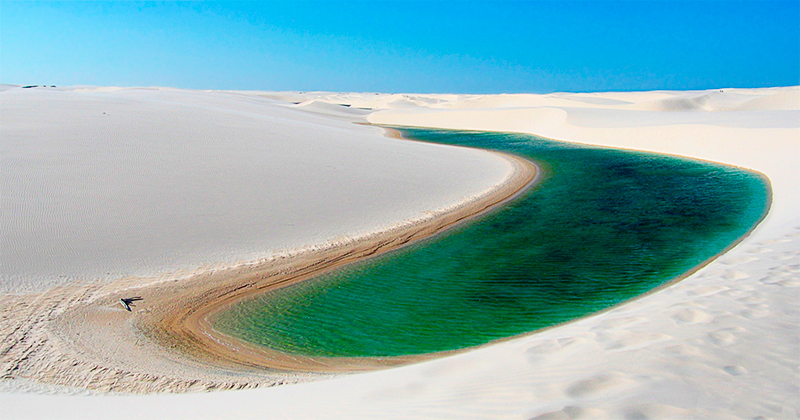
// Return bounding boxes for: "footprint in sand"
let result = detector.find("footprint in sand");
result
[708,327,746,346]
[739,308,770,319]
[776,279,800,288]
[672,308,711,323]
[557,336,593,348]
[605,332,672,350]
[720,269,751,281]
[687,284,726,297]
[698,270,726,280]
[771,264,797,275]
[661,343,701,358]
[723,365,748,376]
[760,275,780,285]
[739,295,766,305]
[529,406,607,420]
[760,266,795,283]
[595,316,649,329]
[765,264,800,286]
[619,403,688,419]
[565,373,636,398]
[525,339,562,355]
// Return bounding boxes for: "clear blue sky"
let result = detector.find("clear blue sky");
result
[2,1,798,93]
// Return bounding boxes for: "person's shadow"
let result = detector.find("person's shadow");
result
[119,296,143,311]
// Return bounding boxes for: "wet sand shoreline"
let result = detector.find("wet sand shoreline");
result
[175,150,537,373]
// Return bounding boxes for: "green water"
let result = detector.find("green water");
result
[215,129,770,357]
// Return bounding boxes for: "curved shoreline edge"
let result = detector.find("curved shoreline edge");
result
[171,149,538,373]
[0,129,538,393]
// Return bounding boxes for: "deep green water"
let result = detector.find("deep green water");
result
[215,129,770,357]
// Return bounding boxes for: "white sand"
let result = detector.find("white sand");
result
[2,86,798,419]
[0,87,512,293]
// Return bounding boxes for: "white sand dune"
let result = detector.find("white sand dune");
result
[0,87,512,293]
[2,86,798,419]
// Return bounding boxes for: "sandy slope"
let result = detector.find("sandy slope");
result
[2,87,798,419]
[0,86,522,393]
[0,87,512,293]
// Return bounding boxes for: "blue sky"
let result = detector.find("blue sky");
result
[2,1,798,93]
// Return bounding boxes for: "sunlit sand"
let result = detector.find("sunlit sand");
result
[1,85,797,419]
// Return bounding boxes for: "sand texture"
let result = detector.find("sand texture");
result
[1,87,512,293]
[1,86,798,419]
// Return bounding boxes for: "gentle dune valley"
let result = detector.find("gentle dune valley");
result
[1,85,798,419]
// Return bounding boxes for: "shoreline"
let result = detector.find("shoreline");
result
[0,131,538,393]
[154,149,538,373]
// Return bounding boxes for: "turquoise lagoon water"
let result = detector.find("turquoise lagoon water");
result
[215,129,770,358]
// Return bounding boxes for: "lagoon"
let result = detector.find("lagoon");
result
[215,129,770,358]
